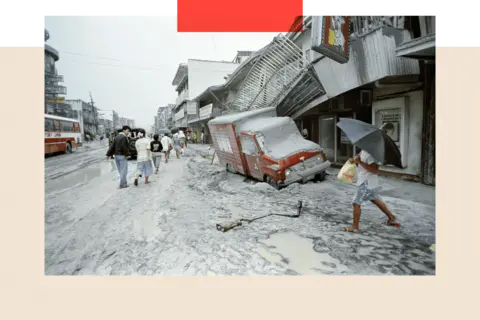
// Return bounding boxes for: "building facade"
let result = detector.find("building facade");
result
[118,117,136,129]
[395,16,435,185]
[65,99,99,139]
[171,59,242,132]
[44,29,71,117]
[282,16,434,184]
[154,105,173,133]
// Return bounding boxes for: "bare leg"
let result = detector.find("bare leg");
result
[145,176,149,184]
[345,204,361,232]
[371,200,396,222]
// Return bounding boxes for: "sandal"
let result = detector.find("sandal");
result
[344,226,361,233]
[385,220,401,227]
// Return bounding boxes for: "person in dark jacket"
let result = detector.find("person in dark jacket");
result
[106,125,131,188]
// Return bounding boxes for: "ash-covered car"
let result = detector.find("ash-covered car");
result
[109,128,145,160]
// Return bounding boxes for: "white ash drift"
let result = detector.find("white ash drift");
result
[45,145,435,275]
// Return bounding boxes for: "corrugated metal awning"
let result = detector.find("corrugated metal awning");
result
[396,34,435,60]
[276,67,326,117]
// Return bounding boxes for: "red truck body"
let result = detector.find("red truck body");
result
[208,108,331,189]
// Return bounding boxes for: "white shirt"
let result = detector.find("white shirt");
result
[356,150,380,189]
[161,136,172,151]
[135,137,151,162]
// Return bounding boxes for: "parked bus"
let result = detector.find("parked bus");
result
[44,114,82,154]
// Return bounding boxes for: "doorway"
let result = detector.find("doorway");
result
[318,116,336,162]
[336,112,356,164]
[318,113,357,164]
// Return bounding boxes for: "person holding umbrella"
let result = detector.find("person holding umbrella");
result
[336,119,402,232]
[346,149,399,232]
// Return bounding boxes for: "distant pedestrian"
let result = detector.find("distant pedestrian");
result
[172,133,181,159]
[134,130,153,186]
[178,130,186,151]
[201,130,205,144]
[344,150,399,232]
[106,125,131,189]
[150,134,163,174]
[161,133,173,163]
[193,131,198,144]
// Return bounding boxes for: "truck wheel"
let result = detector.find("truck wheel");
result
[266,176,280,190]
[314,171,326,182]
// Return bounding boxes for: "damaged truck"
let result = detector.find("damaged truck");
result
[208,108,331,189]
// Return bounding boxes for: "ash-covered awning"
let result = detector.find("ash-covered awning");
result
[396,33,435,60]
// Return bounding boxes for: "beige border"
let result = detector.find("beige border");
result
[0,46,477,319]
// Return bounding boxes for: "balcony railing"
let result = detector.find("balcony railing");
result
[350,16,405,37]
[45,84,67,95]
[45,73,64,82]
[175,90,189,106]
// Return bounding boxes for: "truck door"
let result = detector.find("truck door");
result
[239,134,263,180]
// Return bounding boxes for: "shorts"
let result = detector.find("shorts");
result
[137,160,153,177]
[352,182,383,205]
[152,155,162,168]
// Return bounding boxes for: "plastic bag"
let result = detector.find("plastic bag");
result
[337,160,356,184]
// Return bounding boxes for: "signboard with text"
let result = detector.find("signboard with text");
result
[311,16,350,64]
[199,104,213,120]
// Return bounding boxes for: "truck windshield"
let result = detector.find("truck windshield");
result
[256,135,265,152]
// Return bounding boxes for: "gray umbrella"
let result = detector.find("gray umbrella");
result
[337,118,403,168]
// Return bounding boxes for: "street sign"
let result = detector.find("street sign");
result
[47,97,65,103]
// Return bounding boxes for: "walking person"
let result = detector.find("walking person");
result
[150,134,163,174]
[178,130,186,153]
[201,130,205,144]
[344,150,400,232]
[193,131,198,144]
[172,133,182,159]
[106,125,131,189]
[134,130,153,186]
[161,133,173,163]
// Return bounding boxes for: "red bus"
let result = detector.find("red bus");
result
[44,114,82,154]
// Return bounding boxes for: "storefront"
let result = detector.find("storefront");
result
[297,90,372,165]
[395,17,435,185]
[189,103,213,143]
[296,84,425,180]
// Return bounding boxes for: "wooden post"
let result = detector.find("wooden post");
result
[211,151,216,165]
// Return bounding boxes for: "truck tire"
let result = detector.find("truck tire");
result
[265,176,280,190]
[314,171,326,182]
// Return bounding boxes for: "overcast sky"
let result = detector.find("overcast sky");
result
[44,16,277,129]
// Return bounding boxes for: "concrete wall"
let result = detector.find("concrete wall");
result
[188,59,240,99]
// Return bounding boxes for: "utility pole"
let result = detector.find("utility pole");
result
[89,91,99,136]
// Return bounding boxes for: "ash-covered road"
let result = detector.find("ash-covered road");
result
[45,144,436,275]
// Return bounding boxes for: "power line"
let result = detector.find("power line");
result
[60,51,123,62]
[62,58,164,71]
[61,58,242,74]
[60,50,167,70]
